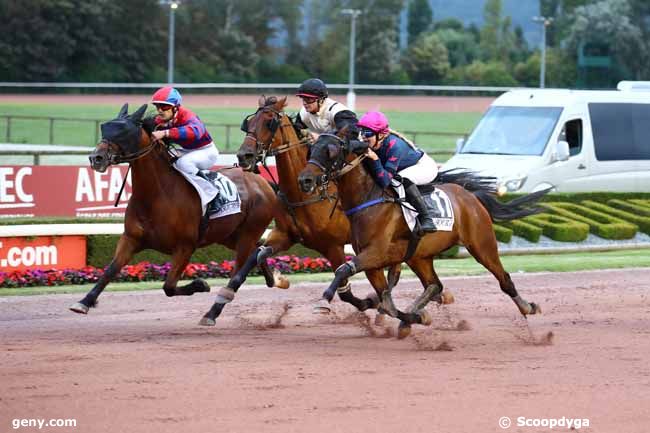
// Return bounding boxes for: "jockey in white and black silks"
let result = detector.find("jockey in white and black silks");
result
[150,86,219,179]
[357,111,438,233]
[293,78,359,140]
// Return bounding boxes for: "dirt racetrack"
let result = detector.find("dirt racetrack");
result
[2,268,650,433]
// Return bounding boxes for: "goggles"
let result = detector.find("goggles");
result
[154,103,174,112]
[299,96,319,104]
[360,128,377,138]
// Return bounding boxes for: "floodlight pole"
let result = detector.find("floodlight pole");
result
[160,1,180,84]
[341,9,362,111]
[533,16,553,88]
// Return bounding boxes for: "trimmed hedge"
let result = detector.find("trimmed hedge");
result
[542,202,638,240]
[501,219,543,242]
[583,200,650,235]
[493,224,513,243]
[523,214,590,242]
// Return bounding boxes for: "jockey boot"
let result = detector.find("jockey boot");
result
[404,183,437,233]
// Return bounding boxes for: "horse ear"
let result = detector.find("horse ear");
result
[118,103,129,118]
[131,104,148,122]
[349,139,368,156]
[278,96,288,109]
[258,95,266,107]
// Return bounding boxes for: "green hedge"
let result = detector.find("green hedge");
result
[501,219,543,242]
[493,224,513,243]
[583,201,650,235]
[87,234,323,267]
[523,213,590,242]
[542,202,638,240]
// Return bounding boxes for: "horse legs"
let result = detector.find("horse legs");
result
[69,235,139,314]
[465,238,541,316]
[199,234,266,326]
[164,246,210,296]
[313,246,379,314]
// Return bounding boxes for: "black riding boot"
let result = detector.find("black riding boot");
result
[405,183,437,233]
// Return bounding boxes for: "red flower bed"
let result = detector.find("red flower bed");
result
[0,255,351,288]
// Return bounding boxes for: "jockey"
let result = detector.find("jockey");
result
[150,86,219,180]
[294,78,359,140]
[357,111,438,233]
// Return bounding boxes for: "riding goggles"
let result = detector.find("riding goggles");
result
[360,128,377,138]
[154,103,174,112]
[299,96,319,104]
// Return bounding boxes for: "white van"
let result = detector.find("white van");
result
[442,82,650,192]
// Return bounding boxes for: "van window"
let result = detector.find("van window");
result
[589,103,650,160]
[461,106,562,156]
[561,119,583,156]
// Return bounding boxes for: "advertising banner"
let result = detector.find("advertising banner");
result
[0,165,278,218]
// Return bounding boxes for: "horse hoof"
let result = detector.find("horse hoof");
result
[441,290,455,304]
[273,270,290,289]
[312,299,332,314]
[374,312,386,326]
[198,316,216,326]
[529,302,542,315]
[418,309,432,326]
[397,322,412,339]
[69,303,89,314]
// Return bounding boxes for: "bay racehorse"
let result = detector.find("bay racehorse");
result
[298,128,546,338]
[217,96,455,325]
[69,104,281,315]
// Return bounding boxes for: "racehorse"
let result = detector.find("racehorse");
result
[298,128,546,338]
[227,96,456,323]
[69,103,281,315]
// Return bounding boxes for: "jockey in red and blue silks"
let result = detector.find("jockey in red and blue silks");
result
[150,86,219,177]
[358,111,438,233]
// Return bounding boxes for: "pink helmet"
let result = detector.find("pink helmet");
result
[357,111,389,134]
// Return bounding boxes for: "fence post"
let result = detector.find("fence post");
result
[49,118,55,144]
[34,154,40,165]
[6,116,11,142]
[225,125,231,150]
[95,120,100,145]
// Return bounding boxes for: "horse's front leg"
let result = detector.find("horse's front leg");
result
[313,245,379,314]
[69,235,140,314]
[166,246,210,296]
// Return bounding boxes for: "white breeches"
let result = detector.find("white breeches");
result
[174,143,219,175]
[398,153,438,185]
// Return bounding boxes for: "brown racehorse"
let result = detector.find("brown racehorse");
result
[298,129,546,338]
[230,95,390,316]
[69,104,280,316]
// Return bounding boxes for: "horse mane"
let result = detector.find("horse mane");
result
[141,115,157,134]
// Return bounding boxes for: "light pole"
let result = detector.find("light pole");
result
[341,9,361,111]
[160,1,179,84]
[532,16,553,88]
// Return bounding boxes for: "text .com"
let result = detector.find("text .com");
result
[12,419,76,430]
[0,242,58,268]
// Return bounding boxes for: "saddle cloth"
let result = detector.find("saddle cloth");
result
[174,167,241,219]
[392,181,455,232]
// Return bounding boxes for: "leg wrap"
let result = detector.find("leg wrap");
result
[336,282,352,294]
[334,261,356,279]
[256,245,274,266]
[215,287,236,304]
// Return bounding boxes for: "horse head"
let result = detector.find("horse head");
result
[298,126,368,194]
[236,95,288,171]
[89,103,149,173]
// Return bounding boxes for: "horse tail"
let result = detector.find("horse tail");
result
[434,169,549,222]
[473,189,550,222]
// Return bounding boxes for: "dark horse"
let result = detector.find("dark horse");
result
[69,104,280,315]
[298,129,546,338]
[229,96,454,324]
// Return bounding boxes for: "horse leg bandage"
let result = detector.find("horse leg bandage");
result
[215,287,236,304]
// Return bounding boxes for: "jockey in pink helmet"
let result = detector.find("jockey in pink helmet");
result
[150,86,221,213]
[357,111,438,233]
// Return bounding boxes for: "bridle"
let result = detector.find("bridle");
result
[307,133,368,185]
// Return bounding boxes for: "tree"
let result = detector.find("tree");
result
[402,33,450,83]
[434,28,479,68]
[563,0,647,81]
[407,0,433,45]
[479,0,516,64]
